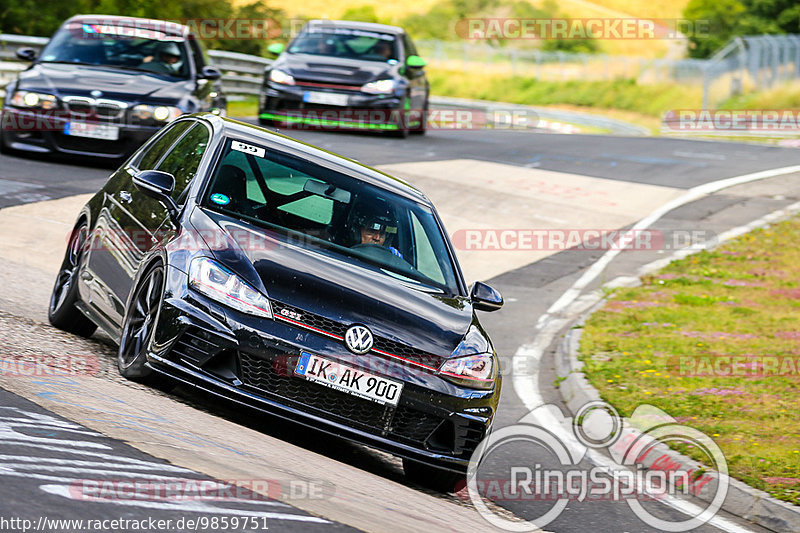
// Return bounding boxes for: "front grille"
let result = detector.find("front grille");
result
[239,349,392,432]
[238,350,446,447]
[63,97,93,116]
[391,405,444,443]
[53,134,126,155]
[272,301,347,337]
[271,301,442,368]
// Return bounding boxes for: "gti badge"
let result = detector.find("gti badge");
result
[345,325,373,354]
[90,90,103,98]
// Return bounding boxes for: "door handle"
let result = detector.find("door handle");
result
[119,191,132,203]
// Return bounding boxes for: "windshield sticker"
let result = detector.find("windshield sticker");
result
[231,140,265,158]
[210,193,231,206]
[306,28,394,41]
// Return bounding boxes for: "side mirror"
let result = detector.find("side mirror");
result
[199,65,222,80]
[267,43,285,56]
[406,55,426,68]
[132,170,179,219]
[470,281,503,312]
[16,47,37,62]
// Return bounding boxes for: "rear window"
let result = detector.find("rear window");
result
[203,138,460,294]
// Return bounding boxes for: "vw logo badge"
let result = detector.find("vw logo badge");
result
[90,90,103,98]
[345,325,373,354]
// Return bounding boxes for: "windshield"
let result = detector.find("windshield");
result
[288,28,398,62]
[39,22,190,79]
[203,138,460,294]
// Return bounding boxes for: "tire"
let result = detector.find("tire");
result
[0,128,12,155]
[403,458,466,493]
[117,263,174,391]
[410,97,428,135]
[393,94,411,138]
[48,221,98,337]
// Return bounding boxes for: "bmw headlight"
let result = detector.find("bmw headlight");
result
[132,104,183,123]
[189,258,273,319]
[361,79,395,95]
[10,91,58,110]
[269,69,295,86]
[439,353,495,389]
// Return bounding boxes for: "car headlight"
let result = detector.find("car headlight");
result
[189,257,273,319]
[132,104,183,123]
[10,91,58,110]
[269,69,295,86]
[361,79,395,95]
[439,353,495,389]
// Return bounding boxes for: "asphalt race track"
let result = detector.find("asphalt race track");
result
[1,124,799,532]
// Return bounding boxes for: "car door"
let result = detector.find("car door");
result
[84,120,193,330]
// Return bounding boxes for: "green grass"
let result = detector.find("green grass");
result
[226,97,258,118]
[427,69,702,118]
[580,220,800,505]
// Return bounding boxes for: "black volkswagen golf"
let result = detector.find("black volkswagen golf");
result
[48,114,503,490]
[1,15,225,160]
[259,20,429,136]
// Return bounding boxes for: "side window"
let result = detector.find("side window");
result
[136,121,192,170]
[156,123,211,203]
[402,34,418,58]
[189,37,206,71]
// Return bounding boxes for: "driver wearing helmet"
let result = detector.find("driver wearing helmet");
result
[141,41,183,75]
[354,204,403,258]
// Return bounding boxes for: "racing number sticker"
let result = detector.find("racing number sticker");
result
[231,140,265,158]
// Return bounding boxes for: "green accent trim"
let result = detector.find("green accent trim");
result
[259,112,400,130]
[267,43,285,55]
[406,55,427,68]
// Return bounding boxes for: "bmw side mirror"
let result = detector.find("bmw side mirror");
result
[199,66,222,80]
[470,281,503,312]
[267,43,285,56]
[132,170,179,219]
[16,47,37,62]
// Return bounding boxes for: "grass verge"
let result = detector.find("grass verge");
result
[579,219,800,505]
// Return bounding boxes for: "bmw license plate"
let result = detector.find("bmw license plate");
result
[303,91,349,106]
[64,121,120,141]
[295,351,403,406]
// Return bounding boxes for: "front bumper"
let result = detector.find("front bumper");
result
[147,266,498,472]
[1,107,161,159]
[259,82,414,131]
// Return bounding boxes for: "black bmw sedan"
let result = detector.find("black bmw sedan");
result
[48,113,503,490]
[259,20,429,136]
[1,15,225,160]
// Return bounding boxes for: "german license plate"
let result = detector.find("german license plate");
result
[295,351,403,406]
[303,91,349,106]
[64,121,120,141]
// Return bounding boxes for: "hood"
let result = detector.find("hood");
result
[275,54,396,85]
[190,207,474,358]
[17,63,192,102]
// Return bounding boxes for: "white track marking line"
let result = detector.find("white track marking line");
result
[513,164,800,533]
